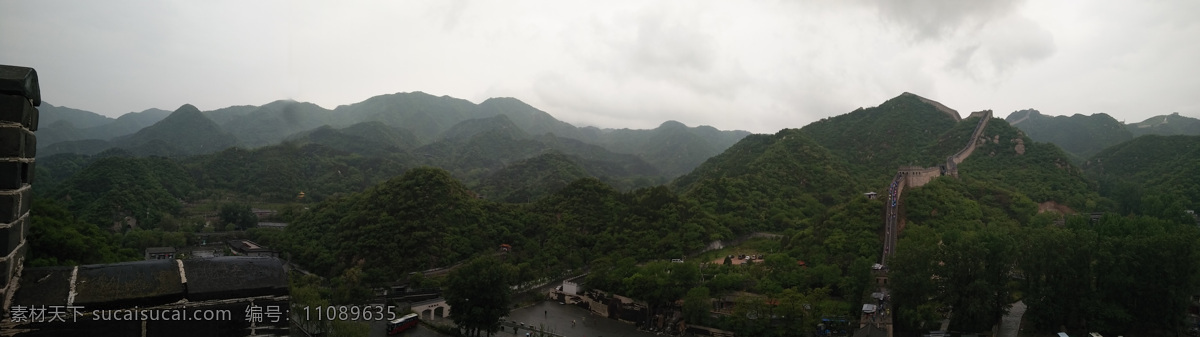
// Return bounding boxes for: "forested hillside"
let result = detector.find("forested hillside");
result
[113,104,239,156]
[958,117,1105,211]
[1005,109,1200,162]
[283,121,421,156]
[472,152,591,203]
[1126,112,1200,137]
[801,92,960,185]
[35,92,749,180]
[26,92,1200,337]
[1004,109,1132,161]
[35,103,170,149]
[280,167,729,285]
[1085,134,1200,214]
[673,129,859,234]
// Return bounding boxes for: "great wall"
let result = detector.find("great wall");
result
[858,95,994,337]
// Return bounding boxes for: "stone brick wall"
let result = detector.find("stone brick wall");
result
[897,165,940,188]
[948,110,993,166]
[0,65,39,318]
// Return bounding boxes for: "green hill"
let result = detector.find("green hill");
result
[437,115,530,141]
[38,93,748,178]
[473,152,592,203]
[1084,135,1200,213]
[417,118,662,192]
[800,92,960,185]
[37,102,114,128]
[186,142,414,201]
[280,167,511,280]
[35,105,171,152]
[220,100,338,148]
[112,104,239,156]
[956,117,1102,210]
[51,155,195,227]
[1126,112,1200,137]
[40,139,114,157]
[1004,109,1133,161]
[672,128,859,233]
[475,97,582,138]
[334,91,480,142]
[280,167,728,283]
[529,134,661,181]
[589,121,749,178]
[284,121,420,156]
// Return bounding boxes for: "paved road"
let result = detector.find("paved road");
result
[996,300,1026,337]
[504,301,659,337]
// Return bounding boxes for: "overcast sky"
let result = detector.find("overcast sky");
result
[2,0,1197,133]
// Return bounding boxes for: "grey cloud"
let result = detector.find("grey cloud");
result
[946,44,981,79]
[866,0,1024,40]
[626,9,717,75]
[438,0,470,31]
[569,3,752,100]
[943,16,1056,82]
[982,17,1055,74]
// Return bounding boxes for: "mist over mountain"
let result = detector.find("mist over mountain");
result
[36,92,749,183]
[1126,112,1200,137]
[36,104,171,147]
[37,102,114,129]
[112,104,239,156]
[1004,109,1133,161]
[283,121,421,156]
[218,100,338,148]
[1005,109,1200,161]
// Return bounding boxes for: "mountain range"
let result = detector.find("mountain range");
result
[29,90,1200,337]
[1005,109,1200,161]
[37,91,1197,211]
[36,92,749,182]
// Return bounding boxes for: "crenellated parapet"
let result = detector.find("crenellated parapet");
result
[0,65,39,319]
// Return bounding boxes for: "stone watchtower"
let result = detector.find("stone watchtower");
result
[0,65,39,318]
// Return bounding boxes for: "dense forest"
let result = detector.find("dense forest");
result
[25,93,1200,337]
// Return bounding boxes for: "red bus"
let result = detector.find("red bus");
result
[387,313,419,335]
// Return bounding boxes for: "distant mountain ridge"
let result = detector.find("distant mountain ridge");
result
[37,92,750,180]
[112,104,239,156]
[36,103,171,148]
[1003,109,1132,160]
[1126,112,1200,137]
[1005,109,1200,161]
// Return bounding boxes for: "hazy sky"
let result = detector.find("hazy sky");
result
[2,0,1197,133]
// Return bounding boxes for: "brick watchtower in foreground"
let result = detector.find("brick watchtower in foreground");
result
[0,65,39,318]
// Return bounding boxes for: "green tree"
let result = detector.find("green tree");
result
[219,202,258,230]
[682,286,712,324]
[445,255,515,337]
